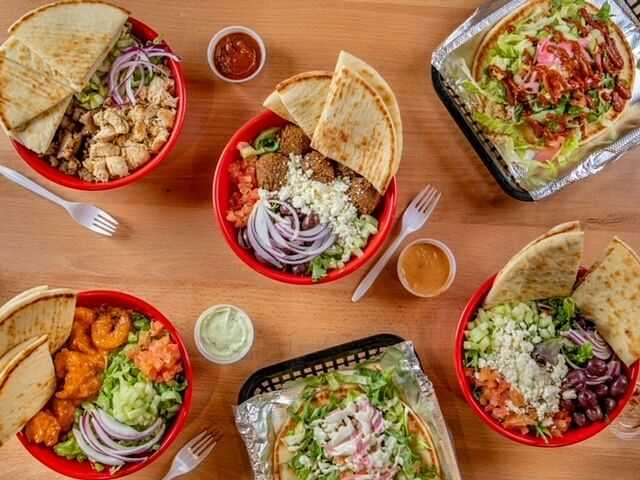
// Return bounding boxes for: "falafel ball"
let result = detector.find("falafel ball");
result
[335,162,359,180]
[347,176,382,215]
[302,151,336,183]
[256,153,289,191]
[279,124,311,156]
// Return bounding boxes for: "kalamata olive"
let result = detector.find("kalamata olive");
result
[578,389,598,409]
[565,370,587,388]
[586,405,603,422]
[603,397,617,414]
[593,383,609,398]
[573,411,587,427]
[610,375,629,398]
[302,213,319,230]
[291,263,308,275]
[560,399,575,411]
[586,358,607,377]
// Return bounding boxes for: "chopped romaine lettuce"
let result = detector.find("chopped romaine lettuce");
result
[54,434,87,462]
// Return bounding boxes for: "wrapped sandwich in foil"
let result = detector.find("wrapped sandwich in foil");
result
[235,342,461,480]
[432,0,640,199]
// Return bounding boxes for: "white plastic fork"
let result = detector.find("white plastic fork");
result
[352,184,441,302]
[162,425,223,480]
[0,165,118,237]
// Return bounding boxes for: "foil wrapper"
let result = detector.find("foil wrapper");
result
[234,342,462,480]
[431,0,640,199]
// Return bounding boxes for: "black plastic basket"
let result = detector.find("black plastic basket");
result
[238,334,411,403]
[431,0,640,202]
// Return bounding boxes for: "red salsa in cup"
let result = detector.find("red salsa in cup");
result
[213,32,261,80]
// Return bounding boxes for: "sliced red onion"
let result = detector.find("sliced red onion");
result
[73,428,124,467]
[89,414,164,456]
[80,415,149,463]
[94,409,161,441]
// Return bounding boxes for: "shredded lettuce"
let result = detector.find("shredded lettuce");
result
[96,350,186,429]
[54,433,87,462]
[596,2,612,23]
[555,133,581,167]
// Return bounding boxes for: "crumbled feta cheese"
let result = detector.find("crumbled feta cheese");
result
[276,155,365,253]
[480,317,568,422]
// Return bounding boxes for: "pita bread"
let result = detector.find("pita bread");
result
[0,335,56,446]
[572,238,640,366]
[0,49,74,131]
[8,1,129,92]
[273,383,440,479]
[311,66,398,193]
[263,90,294,122]
[275,71,332,137]
[10,96,72,153]
[0,287,76,357]
[334,51,403,172]
[484,221,584,306]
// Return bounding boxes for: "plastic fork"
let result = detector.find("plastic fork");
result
[162,425,223,480]
[0,165,118,237]
[352,185,441,302]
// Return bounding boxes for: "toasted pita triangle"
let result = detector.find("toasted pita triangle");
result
[275,71,332,137]
[263,90,294,122]
[573,238,640,366]
[0,335,56,446]
[484,221,584,306]
[8,1,129,92]
[311,66,398,193]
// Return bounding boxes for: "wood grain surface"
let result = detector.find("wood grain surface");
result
[1,1,640,479]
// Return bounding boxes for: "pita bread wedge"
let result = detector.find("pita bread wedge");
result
[10,96,72,153]
[311,66,399,193]
[0,49,74,131]
[8,1,129,92]
[273,381,440,480]
[0,287,76,357]
[0,335,56,446]
[484,221,584,306]
[334,51,403,169]
[263,90,294,122]
[573,238,640,366]
[275,71,332,137]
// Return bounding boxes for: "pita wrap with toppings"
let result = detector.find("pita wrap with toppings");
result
[0,335,56,446]
[273,367,441,480]
[0,287,76,356]
[573,238,640,366]
[484,221,584,306]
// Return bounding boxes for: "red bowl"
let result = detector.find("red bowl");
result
[17,290,193,478]
[212,110,398,285]
[12,17,187,191]
[454,274,639,447]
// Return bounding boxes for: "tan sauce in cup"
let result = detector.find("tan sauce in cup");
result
[399,243,450,296]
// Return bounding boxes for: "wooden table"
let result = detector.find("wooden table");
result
[1,0,640,478]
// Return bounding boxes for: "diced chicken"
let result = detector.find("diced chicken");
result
[156,108,176,129]
[147,77,177,108]
[131,121,146,142]
[57,131,82,160]
[123,143,150,170]
[89,142,120,158]
[104,156,129,178]
[88,158,109,182]
[79,111,98,134]
[93,125,117,142]
[94,109,129,135]
[150,129,169,154]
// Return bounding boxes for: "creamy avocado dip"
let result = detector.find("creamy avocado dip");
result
[198,305,252,361]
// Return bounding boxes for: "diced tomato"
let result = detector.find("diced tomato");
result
[129,335,183,383]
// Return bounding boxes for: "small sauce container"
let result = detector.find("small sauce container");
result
[194,304,254,364]
[207,26,266,83]
[397,239,456,298]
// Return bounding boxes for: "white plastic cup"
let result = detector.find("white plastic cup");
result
[397,238,457,298]
[194,304,255,364]
[207,26,267,83]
